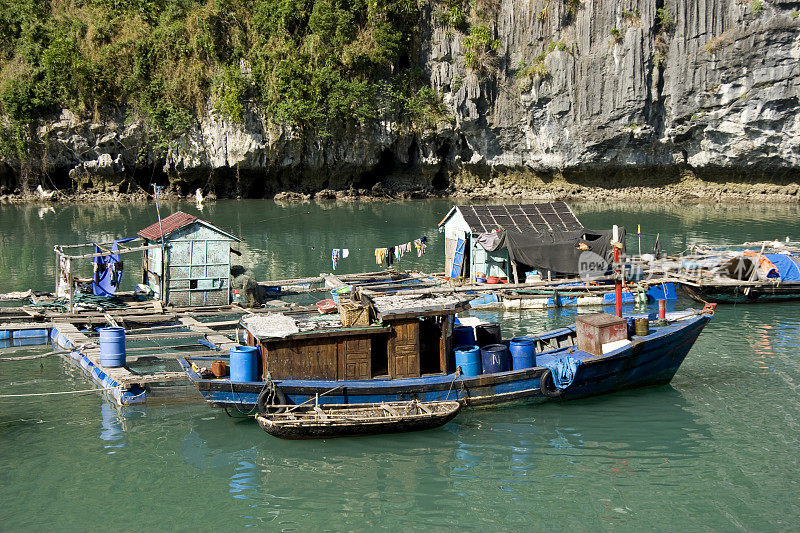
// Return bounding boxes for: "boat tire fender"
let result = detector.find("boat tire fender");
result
[539,369,563,398]
[257,382,287,414]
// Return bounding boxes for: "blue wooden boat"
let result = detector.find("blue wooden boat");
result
[178,303,712,411]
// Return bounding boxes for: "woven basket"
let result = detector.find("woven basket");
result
[338,301,370,327]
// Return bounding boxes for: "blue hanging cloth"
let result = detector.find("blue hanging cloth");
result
[542,356,582,390]
[92,238,136,296]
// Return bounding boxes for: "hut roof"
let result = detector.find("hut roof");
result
[438,202,583,234]
[138,211,241,242]
[369,293,470,320]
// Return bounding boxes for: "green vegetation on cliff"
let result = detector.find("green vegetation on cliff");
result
[0,0,447,161]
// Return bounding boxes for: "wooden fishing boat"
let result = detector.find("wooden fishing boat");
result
[178,289,714,411]
[254,400,462,439]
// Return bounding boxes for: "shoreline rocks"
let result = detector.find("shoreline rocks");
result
[2,174,799,205]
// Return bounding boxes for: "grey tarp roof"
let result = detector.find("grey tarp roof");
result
[438,202,583,234]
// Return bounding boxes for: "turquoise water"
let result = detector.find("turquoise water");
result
[2,200,800,530]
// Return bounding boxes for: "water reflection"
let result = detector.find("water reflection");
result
[99,403,127,453]
[175,385,712,528]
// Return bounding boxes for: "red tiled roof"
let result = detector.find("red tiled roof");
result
[138,211,198,241]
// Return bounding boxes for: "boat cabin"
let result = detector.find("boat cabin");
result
[138,211,241,307]
[242,294,469,381]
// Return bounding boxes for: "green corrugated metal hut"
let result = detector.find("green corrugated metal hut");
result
[138,211,241,306]
[437,202,584,282]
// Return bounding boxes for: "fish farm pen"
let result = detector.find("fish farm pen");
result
[1,265,685,406]
[0,270,422,405]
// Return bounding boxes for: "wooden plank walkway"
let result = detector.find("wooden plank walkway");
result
[178,316,239,352]
[53,322,190,387]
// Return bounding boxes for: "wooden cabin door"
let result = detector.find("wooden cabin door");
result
[389,319,420,379]
[338,336,371,380]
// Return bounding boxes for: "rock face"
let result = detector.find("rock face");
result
[7,0,800,197]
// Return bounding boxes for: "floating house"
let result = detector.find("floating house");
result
[138,211,240,306]
[438,202,587,282]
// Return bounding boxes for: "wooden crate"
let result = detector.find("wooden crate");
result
[338,301,370,327]
[575,313,627,356]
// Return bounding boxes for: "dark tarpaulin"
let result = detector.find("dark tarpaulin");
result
[477,228,626,275]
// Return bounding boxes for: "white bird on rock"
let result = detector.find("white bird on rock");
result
[36,185,55,199]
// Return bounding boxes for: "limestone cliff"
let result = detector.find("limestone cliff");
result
[5,0,800,199]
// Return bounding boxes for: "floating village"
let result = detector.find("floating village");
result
[3,201,798,439]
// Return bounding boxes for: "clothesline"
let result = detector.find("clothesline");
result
[332,236,428,270]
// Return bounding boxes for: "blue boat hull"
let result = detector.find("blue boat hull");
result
[179,314,711,410]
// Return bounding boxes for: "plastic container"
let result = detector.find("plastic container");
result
[634,318,650,336]
[625,317,636,338]
[475,277,487,283]
[525,270,541,283]
[475,323,502,347]
[230,346,260,383]
[509,337,536,370]
[452,325,476,348]
[486,276,501,284]
[329,286,351,304]
[480,344,511,374]
[98,327,126,368]
[454,345,482,376]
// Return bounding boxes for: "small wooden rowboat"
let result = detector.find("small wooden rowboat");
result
[254,400,462,439]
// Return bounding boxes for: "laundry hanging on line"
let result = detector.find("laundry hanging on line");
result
[333,236,428,269]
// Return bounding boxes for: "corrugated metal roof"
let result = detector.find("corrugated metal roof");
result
[137,211,240,242]
[138,212,197,241]
[447,202,583,234]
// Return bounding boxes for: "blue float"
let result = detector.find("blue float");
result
[12,329,49,339]
[98,327,126,367]
[454,345,482,376]
[452,326,476,348]
[480,344,511,373]
[230,346,259,383]
[509,337,536,370]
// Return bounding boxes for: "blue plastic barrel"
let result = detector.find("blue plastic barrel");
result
[454,345,482,377]
[0,331,9,340]
[509,337,536,370]
[230,346,259,383]
[98,327,126,368]
[452,326,476,348]
[480,344,511,374]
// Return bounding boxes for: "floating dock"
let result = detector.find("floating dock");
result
[0,269,683,406]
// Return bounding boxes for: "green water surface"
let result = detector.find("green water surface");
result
[1,200,799,531]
